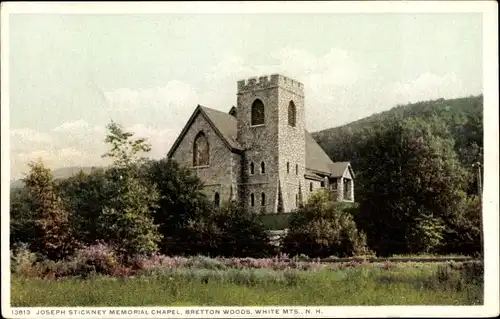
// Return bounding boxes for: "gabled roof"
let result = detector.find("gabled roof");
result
[167,105,243,158]
[167,105,352,178]
[200,106,242,150]
[305,131,335,174]
[329,161,355,178]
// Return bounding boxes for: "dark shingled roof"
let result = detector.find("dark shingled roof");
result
[329,161,352,178]
[305,131,335,174]
[173,106,350,176]
[200,106,242,150]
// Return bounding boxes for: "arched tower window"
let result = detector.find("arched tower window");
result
[261,193,266,206]
[250,193,255,207]
[288,101,296,127]
[250,162,255,175]
[261,161,265,174]
[193,132,209,166]
[251,99,265,126]
[214,192,220,208]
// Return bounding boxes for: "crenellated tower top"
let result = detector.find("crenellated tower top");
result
[237,74,304,95]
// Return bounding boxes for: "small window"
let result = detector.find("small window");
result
[193,132,209,167]
[251,99,265,126]
[261,193,266,206]
[310,182,313,192]
[295,164,298,175]
[295,194,298,207]
[214,192,220,208]
[250,193,255,207]
[250,162,254,175]
[261,162,265,174]
[321,181,325,188]
[287,162,290,174]
[288,101,296,127]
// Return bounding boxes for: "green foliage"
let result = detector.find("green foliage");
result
[10,187,36,246]
[57,168,114,245]
[97,121,162,257]
[353,117,467,256]
[438,195,482,256]
[282,190,370,258]
[141,158,212,254]
[258,213,290,230]
[313,95,483,199]
[187,201,274,258]
[11,262,483,306]
[23,160,78,260]
[102,120,152,168]
[11,243,41,277]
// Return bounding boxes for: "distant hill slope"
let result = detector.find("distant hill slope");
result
[312,95,483,169]
[10,166,102,189]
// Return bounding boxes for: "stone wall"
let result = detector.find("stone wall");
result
[236,74,305,213]
[170,112,239,205]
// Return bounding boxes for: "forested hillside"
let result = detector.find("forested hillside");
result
[313,95,483,193]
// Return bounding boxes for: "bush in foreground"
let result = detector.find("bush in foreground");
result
[282,190,370,258]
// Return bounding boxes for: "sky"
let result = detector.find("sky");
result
[6,12,483,180]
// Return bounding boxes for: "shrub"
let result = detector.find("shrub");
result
[282,191,370,258]
[11,244,40,277]
[185,201,274,258]
[67,242,120,277]
[185,255,228,270]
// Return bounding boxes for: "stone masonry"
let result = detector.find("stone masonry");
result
[167,74,355,213]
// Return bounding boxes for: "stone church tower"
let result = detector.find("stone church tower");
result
[236,74,306,213]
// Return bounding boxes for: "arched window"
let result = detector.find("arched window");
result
[251,99,265,126]
[287,162,290,174]
[310,182,313,192]
[250,162,255,175]
[295,164,298,175]
[193,132,209,166]
[261,193,266,206]
[250,193,255,207]
[214,192,220,208]
[261,162,265,174]
[288,101,296,127]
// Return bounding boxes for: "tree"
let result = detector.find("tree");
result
[194,201,274,258]
[10,187,36,247]
[97,121,162,257]
[282,190,369,258]
[141,158,212,254]
[354,117,467,256]
[438,194,482,256]
[23,160,77,260]
[57,168,114,245]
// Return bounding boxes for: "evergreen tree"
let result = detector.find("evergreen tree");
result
[23,160,77,260]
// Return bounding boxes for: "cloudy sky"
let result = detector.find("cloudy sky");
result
[6,11,483,180]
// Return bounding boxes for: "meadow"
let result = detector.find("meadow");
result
[11,254,483,307]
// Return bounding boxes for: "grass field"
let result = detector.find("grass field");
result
[11,263,483,306]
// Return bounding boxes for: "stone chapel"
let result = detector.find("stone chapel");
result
[167,74,354,214]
